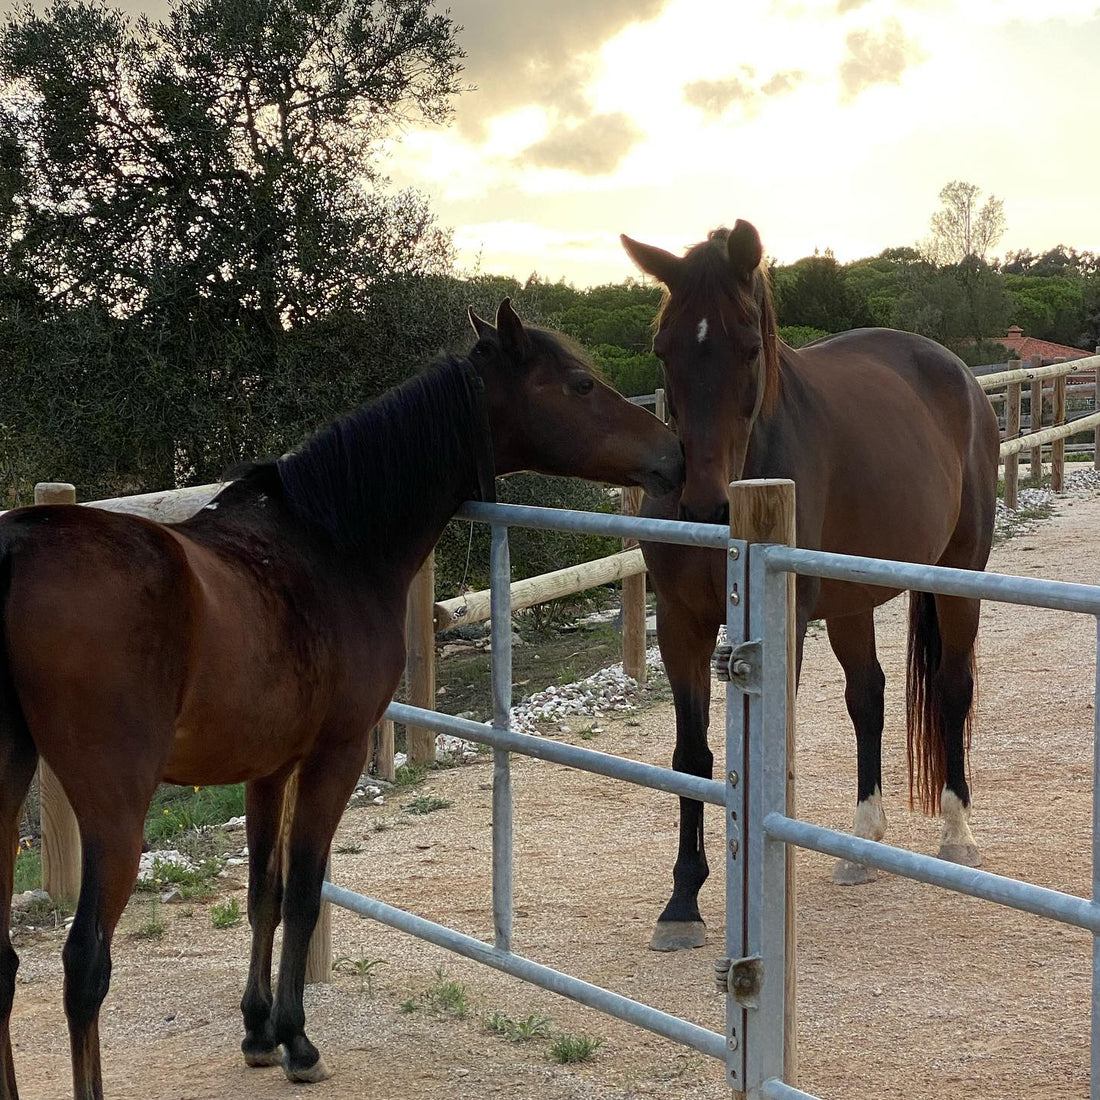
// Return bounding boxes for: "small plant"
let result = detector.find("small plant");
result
[485,1011,552,1043]
[133,902,167,941]
[549,1033,603,1064]
[334,842,363,855]
[392,763,428,789]
[578,727,596,742]
[210,897,243,929]
[398,996,419,1014]
[372,819,392,833]
[333,955,386,997]
[402,795,453,816]
[134,857,221,900]
[421,967,470,1018]
[14,843,41,894]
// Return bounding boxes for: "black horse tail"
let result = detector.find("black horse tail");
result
[906,590,974,815]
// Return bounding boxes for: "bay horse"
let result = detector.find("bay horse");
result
[621,222,998,950]
[0,299,684,1099]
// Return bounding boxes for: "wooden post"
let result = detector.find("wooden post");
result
[1029,372,1043,480]
[404,553,436,766]
[1094,347,1100,472]
[620,486,647,683]
[728,478,797,1088]
[655,388,667,424]
[32,483,83,907]
[1052,366,1066,493]
[376,718,395,782]
[1004,378,1021,511]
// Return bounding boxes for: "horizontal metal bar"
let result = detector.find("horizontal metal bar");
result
[456,501,733,549]
[321,880,726,1061]
[763,545,1100,616]
[761,1079,823,1100]
[627,393,658,406]
[764,813,1100,933]
[386,702,725,805]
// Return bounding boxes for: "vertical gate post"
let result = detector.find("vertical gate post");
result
[1052,364,1066,493]
[405,553,436,766]
[376,718,396,782]
[1004,375,1022,511]
[620,486,647,683]
[1029,373,1043,480]
[32,483,83,907]
[733,478,797,1094]
[1094,348,1100,472]
[490,524,514,952]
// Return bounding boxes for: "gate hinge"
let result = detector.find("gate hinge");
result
[712,639,762,694]
[714,954,765,1008]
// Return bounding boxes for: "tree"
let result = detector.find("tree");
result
[0,0,463,325]
[772,251,872,334]
[924,180,1005,265]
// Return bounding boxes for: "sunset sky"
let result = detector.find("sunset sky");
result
[69,0,1100,287]
[385,0,1100,286]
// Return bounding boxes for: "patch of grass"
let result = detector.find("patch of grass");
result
[145,784,245,846]
[134,857,221,900]
[392,764,428,790]
[549,1033,603,1064]
[402,795,453,816]
[210,897,243,929]
[133,900,167,940]
[14,845,40,894]
[333,955,385,996]
[420,968,470,1019]
[334,842,363,855]
[485,1012,552,1043]
[398,996,419,1014]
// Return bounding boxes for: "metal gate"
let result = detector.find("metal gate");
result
[321,491,1100,1099]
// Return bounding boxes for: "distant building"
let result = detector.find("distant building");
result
[998,324,1093,364]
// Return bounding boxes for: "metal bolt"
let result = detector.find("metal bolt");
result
[728,545,740,560]
[729,590,740,606]
[727,770,738,787]
[727,1034,739,1050]
[731,659,751,678]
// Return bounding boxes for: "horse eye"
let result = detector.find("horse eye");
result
[573,376,595,396]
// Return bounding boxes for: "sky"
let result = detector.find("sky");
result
[18,0,1100,287]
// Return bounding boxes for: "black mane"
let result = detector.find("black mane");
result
[274,354,486,560]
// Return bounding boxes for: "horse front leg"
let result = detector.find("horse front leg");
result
[651,598,721,952]
[240,768,293,1069]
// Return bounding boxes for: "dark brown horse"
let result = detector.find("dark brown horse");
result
[621,222,999,950]
[0,300,684,1099]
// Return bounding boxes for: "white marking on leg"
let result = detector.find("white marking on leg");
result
[940,788,977,846]
[696,317,708,344]
[852,786,887,841]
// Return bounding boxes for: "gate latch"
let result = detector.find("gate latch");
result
[713,639,762,694]
[714,954,765,1008]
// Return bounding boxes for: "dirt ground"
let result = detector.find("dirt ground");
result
[9,488,1100,1100]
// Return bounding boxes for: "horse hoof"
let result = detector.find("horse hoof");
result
[243,1047,282,1068]
[831,859,877,886]
[938,842,981,867]
[283,1054,332,1084]
[650,920,706,951]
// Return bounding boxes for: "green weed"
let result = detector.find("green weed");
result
[210,897,242,929]
[549,1034,603,1064]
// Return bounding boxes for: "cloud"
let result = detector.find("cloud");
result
[836,0,872,12]
[683,68,807,119]
[839,19,926,100]
[447,0,670,139]
[521,113,643,176]
[683,75,759,118]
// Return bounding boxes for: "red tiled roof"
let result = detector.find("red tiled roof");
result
[1001,325,1094,363]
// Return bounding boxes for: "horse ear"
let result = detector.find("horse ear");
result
[495,297,528,360]
[727,220,763,282]
[468,306,495,339]
[621,234,680,286]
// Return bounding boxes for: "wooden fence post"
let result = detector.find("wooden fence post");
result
[1029,368,1043,480]
[32,483,83,907]
[620,487,647,683]
[728,478,798,1089]
[1094,346,1100,472]
[1052,363,1066,493]
[655,388,667,424]
[405,553,436,767]
[376,718,395,782]
[1004,376,1021,511]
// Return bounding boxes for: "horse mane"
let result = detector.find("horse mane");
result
[273,354,485,560]
[656,228,782,415]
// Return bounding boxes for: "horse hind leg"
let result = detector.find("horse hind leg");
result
[0,716,38,1100]
[825,612,887,886]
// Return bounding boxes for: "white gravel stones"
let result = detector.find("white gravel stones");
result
[137,849,194,878]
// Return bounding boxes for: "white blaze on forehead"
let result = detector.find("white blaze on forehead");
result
[696,317,708,344]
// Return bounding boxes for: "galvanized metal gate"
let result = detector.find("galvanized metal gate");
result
[321,492,1100,1099]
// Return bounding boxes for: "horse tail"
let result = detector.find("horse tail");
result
[906,591,945,815]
